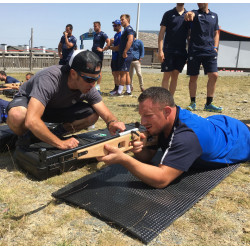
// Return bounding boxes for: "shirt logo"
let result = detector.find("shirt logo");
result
[198,14,202,17]
[72,99,77,104]
[189,57,193,60]
[172,15,175,17]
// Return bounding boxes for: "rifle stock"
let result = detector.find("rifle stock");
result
[74,130,157,160]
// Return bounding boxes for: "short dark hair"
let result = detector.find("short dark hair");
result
[138,87,175,108]
[134,31,137,38]
[93,21,101,26]
[66,24,73,30]
[0,71,6,76]
[120,14,130,23]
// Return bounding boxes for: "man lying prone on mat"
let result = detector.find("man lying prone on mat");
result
[97,87,250,188]
[6,50,125,150]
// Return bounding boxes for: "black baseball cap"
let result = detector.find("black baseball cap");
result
[69,50,102,74]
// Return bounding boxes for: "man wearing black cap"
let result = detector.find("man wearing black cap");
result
[6,50,125,150]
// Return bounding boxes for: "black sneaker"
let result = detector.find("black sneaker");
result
[124,91,132,96]
[16,131,40,149]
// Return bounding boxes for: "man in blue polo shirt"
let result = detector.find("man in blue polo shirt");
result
[98,87,250,189]
[58,24,77,65]
[158,3,189,96]
[0,71,20,83]
[92,21,110,94]
[115,14,134,96]
[185,3,222,113]
[109,19,122,95]
[129,32,145,92]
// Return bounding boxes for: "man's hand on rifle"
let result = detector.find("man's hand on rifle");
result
[108,121,126,135]
[130,132,146,154]
[97,144,124,165]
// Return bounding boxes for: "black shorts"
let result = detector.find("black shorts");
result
[7,95,95,123]
[161,53,187,73]
[111,58,120,72]
[187,55,218,75]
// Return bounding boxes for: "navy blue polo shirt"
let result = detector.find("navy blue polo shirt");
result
[92,31,109,53]
[119,25,134,55]
[160,7,189,55]
[112,31,121,61]
[60,35,77,62]
[156,106,250,172]
[5,76,20,83]
[188,9,219,56]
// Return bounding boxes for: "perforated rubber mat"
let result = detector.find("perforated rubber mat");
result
[53,152,240,244]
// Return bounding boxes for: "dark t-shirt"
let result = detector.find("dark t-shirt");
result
[92,31,108,53]
[5,76,20,83]
[188,9,219,56]
[60,35,77,63]
[18,65,102,109]
[119,25,134,55]
[160,7,189,55]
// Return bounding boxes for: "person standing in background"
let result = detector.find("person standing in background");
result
[58,24,77,65]
[158,3,189,96]
[92,21,110,94]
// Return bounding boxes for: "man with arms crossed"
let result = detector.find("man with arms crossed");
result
[7,50,125,150]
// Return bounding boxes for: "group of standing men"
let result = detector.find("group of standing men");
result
[159,3,222,112]
[58,15,145,96]
[92,14,145,96]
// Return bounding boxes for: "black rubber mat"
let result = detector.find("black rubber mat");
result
[53,152,241,244]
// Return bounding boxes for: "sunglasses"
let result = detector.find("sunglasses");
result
[78,72,100,83]
[113,24,119,27]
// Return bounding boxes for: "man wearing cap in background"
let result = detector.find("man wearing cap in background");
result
[6,50,125,150]
[92,21,110,94]
[109,19,122,95]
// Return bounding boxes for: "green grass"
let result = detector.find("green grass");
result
[0,69,249,246]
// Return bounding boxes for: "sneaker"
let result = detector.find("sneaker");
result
[110,90,117,96]
[112,92,123,97]
[123,91,132,96]
[109,87,118,94]
[204,103,223,113]
[186,102,197,111]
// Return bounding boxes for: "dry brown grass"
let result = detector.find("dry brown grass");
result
[0,69,249,246]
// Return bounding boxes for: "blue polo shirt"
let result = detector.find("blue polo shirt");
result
[60,35,77,63]
[160,7,189,55]
[112,31,121,61]
[119,25,134,55]
[188,9,219,56]
[157,107,250,172]
[5,76,20,83]
[92,31,109,53]
[132,39,144,60]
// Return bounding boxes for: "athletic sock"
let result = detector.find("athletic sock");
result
[118,85,124,94]
[206,97,213,106]
[191,97,196,103]
[126,84,131,93]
